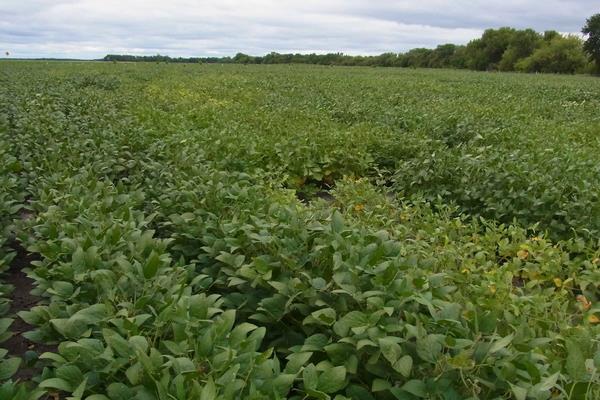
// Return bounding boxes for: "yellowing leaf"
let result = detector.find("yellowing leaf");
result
[576,295,591,311]
[528,271,541,280]
[553,278,562,287]
[517,249,529,260]
[588,314,600,324]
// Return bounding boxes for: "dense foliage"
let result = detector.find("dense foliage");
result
[582,13,600,73]
[104,27,595,75]
[1,62,600,399]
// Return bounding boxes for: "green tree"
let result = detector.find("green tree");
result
[399,48,433,68]
[516,35,587,74]
[543,30,560,42]
[233,53,255,64]
[582,14,600,72]
[374,52,399,67]
[498,29,541,71]
[464,27,516,70]
[428,44,458,68]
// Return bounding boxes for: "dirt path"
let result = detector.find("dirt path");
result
[3,241,56,381]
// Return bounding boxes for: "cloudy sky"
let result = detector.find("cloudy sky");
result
[1,0,597,59]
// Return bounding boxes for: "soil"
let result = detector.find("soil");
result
[3,241,56,381]
[296,190,336,204]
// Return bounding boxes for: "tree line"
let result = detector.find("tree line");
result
[102,54,204,63]
[104,15,600,74]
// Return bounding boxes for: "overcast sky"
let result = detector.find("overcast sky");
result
[1,0,597,59]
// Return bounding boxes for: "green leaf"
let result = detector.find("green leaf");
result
[324,343,353,365]
[489,333,514,354]
[143,251,161,279]
[302,334,329,351]
[216,364,240,386]
[401,380,427,398]
[536,371,560,391]
[305,388,330,400]
[200,377,217,400]
[333,311,368,337]
[173,357,196,374]
[372,379,391,392]
[0,357,21,380]
[125,362,143,385]
[416,335,442,363]
[285,352,313,374]
[102,329,131,357]
[379,337,402,364]
[318,366,346,394]
[56,364,84,386]
[331,211,345,233]
[272,373,297,396]
[309,308,337,326]
[215,252,245,268]
[393,355,413,378]
[71,377,88,398]
[0,318,13,335]
[39,378,72,392]
[565,339,587,381]
[107,382,134,400]
[51,281,74,297]
[50,318,85,339]
[346,385,376,400]
[303,364,318,391]
[72,247,85,269]
[71,304,109,324]
[216,309,236,336]
[18,307,47,326]
[509,383,528,400]
[129,336,149,353]
[39,352,67,363]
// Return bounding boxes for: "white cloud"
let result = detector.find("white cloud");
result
[0,0,597,58]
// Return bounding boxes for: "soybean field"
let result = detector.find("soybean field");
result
[1,61,600,399]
